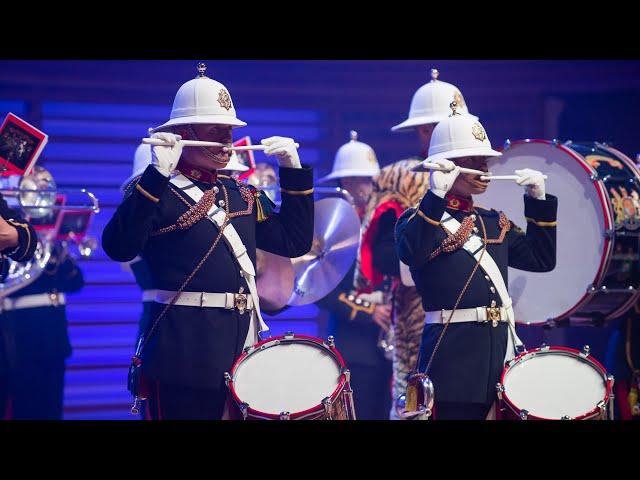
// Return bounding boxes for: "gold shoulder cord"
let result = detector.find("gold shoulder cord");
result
[136,184,160,203]
[485,212,511,245]
[412,209,440,227]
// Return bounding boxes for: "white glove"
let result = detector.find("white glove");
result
[515,168,546,200]
[261,136,301,169]
[429,159,461,198]
[151,132,183,177]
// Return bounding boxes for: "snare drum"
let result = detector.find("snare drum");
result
[225,333,356,420]
[497,345,614,420]
[480,140,640,325]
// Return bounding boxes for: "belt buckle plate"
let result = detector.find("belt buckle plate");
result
[486,306,501,327]
[234,293,248,315]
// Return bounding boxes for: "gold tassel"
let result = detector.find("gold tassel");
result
[256,191,267,222]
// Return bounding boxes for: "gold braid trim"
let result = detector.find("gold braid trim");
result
[411,209,440,226]
[151,186,217,236]
[485,211,511,245]
[136,184,160,203]
[338,293,376,320]
[525,217,557,227]
[281,187,314,196]
[428,215,475,261]
[6,219,32,261]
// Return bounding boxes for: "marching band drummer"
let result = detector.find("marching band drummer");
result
[395,103,557,420]
[316,131,393,420]
[102,63,314,420]
[383,68,478,420]
[0,192,38,419]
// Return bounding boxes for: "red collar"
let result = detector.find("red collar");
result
[445,193,474,212]
[176,162,218,184]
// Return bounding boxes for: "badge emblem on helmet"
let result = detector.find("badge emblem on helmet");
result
[472,123,486,142]
[218,89,233,111]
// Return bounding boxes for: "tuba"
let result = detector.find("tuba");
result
[0,165,99,298]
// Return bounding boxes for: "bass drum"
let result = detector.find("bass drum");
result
[480,140,640,326]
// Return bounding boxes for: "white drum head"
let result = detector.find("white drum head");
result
[503,351,607,419]
[233,341,342,415]
[479,142,607,323]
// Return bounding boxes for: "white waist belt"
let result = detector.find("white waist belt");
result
[147,289,255,312]
[425,306,509,325]
[1,292,67,311]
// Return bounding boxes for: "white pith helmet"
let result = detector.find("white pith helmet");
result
[319,130,380,183]
[150,62,246,133]
[412,102,501,172]
[392,68,477,132]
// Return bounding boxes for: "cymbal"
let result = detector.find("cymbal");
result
[256,248,295,312]
[287,197,360,306]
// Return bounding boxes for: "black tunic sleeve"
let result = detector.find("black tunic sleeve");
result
[507,194,558,272]
[102,165,169,262]
[255,165,314,258]
[395,190,448,268]
[0,192,37,262]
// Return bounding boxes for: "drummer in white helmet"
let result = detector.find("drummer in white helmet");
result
[316,131,393,419]
[385,68,478,420]
[102,63,314,420]
[395,102,558,420]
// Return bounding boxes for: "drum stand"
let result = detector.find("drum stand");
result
[341,368,357,420]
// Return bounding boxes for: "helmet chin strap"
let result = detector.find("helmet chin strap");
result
[185,125,230,169]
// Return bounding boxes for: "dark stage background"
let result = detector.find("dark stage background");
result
[1,60,639,419]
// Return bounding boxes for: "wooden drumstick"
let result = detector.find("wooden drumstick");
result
[227,144,300,151]
[420,162,488,176]
[142,138,300,151]
[480,174,548,181]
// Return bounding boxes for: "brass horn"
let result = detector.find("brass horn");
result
[0,166,100,218]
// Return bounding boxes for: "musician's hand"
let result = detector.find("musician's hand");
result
[0,216,19,251]
[515,168,546,200]
[372,304,392,332]
[261,137,301,169]
[151,132,183,177]
[429,159,460,198]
